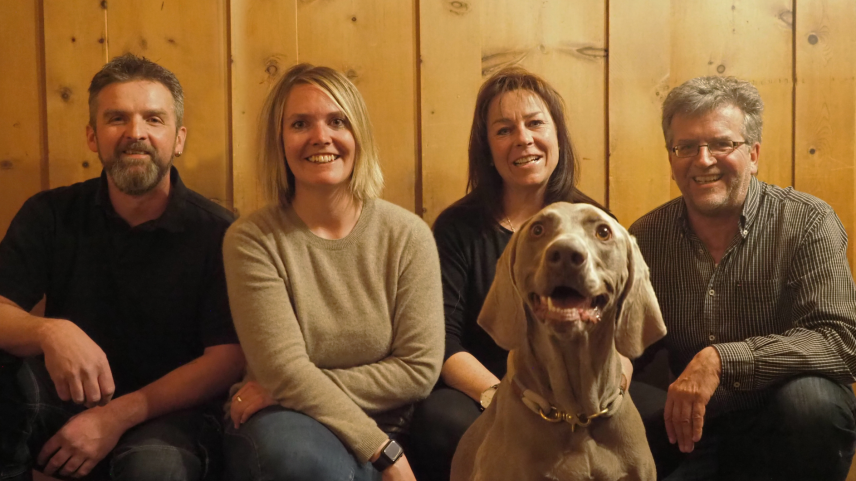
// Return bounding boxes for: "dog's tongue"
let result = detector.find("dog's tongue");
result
[535,295,601,323]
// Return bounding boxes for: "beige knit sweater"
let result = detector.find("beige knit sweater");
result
[222,199,444,462]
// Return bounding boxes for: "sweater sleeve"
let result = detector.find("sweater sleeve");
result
[223,219,388,463]
[322,220,444,412]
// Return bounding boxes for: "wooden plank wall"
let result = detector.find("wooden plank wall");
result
[4,0,854,269]
[6,3,856,479]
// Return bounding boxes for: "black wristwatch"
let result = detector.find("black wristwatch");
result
[372,439,404,471]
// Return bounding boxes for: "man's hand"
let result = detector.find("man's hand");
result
[36,406,127,478]
[664,346,721,453]
[230,380,276,428]
[381,454,417,481]
[40,319,115,407]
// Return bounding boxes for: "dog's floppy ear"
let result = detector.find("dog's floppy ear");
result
[614,234,666,359]
[478,231,526,351]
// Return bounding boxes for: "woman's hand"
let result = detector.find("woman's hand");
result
[381,454,417,481]
[230,380,276,429]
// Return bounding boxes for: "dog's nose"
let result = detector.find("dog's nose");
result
[546,239,587,269]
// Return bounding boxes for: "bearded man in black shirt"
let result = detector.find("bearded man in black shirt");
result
[631,76,856,481]
[0,54,244,481]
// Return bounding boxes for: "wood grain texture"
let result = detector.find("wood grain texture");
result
[795,0,856,268]
[419,0,482,224]
[108,0,232,208]
[296,0,418,212]
[0,0,45,238]
[230,0,298,217]
[608,0,672,227]
[42,0,106,189]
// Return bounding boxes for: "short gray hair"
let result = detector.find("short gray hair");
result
[88,53,184,128]
[662,76,764,148]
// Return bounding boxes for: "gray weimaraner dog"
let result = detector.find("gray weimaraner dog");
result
[451,202,666,481]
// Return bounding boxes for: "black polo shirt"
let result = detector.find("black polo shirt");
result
[0,168,238,396]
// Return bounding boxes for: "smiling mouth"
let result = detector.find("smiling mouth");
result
[693,174,722,184]
[513,155,541,166]
[306,154,338,164]
[528,286,607,324]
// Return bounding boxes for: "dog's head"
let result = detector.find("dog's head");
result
[478,203,666,358]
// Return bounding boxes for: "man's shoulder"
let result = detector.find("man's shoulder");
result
[629,197,684,238]
[180,187,236,228]
[761,182,834,217]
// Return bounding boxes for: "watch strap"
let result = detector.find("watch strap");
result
[372,439,404,472]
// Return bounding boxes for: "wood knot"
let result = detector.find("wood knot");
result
[809,148,816,155]
[0,160,13,170]
[101,0,107,9]
[71,36,76,43]
[59,87,72,102]
[716,64,726,74]
[351,16,357,22]
[82,161,90,168]
[265,61,279,77]
[346,69,358,80]
[166,37,177,45]
[449,1,469,15]
[98,37,105,44]
[140,38,148,50]
[808,34,819,45]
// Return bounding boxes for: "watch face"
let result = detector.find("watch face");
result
[480,385,497,409]
[383,440,404,461]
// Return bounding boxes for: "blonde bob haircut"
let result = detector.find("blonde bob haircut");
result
[259,63,383,205]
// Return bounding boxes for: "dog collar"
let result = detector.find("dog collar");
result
[508,368,624,432]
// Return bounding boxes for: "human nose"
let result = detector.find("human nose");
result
[309,122,331,145]
[514,126,533,146]
[693,145,717,167]
[125,117,146,140]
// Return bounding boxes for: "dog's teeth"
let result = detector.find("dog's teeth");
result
[546,297,555,311]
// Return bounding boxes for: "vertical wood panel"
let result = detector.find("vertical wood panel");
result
[0,1,46,238]
[296,0,418,212]
[608,0,671,226]
[43,0,106,189]
[230,0,298,217]
[109,0,232,208]
[795,0,856,269]
[420,0,482,223]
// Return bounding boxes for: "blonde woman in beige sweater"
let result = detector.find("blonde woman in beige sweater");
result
[221,64,444,481]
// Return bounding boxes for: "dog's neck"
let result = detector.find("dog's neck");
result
[512,308,624,417]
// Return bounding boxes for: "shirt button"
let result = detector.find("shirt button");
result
[709,335,715,341]
[698,248,704,254]
[733,381,741,388]
[709,289,715,296]
[742,229,748,236]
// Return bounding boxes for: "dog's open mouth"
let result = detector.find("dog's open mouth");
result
[529,287,607,324]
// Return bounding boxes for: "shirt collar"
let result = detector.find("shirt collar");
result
[94,166,188,233]
[677,175,762,240]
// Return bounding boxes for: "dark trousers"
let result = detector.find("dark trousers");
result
[408,387,482,481]
[633,376,856,481]
[0,356,223,481]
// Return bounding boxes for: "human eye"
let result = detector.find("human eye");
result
[528,118,546,128]
[495,126,511,136]
[674,143,697,157]
[331,117,348,128]
[148,116,165,125]
[290,120,306,129]
[709,139,735,153]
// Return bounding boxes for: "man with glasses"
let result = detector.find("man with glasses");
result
[629,76,856,480]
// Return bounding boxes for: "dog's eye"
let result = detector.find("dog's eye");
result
[530,223,545,237]
[595,224,612,241]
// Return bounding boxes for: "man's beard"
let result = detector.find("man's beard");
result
[100,140,173,195]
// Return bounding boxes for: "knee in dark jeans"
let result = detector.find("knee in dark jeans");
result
[110,444,203,481]
[765,376,856,481]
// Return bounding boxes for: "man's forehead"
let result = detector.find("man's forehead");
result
[670,104,744,134]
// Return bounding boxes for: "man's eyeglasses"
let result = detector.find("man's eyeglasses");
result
[670,140,747,158]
